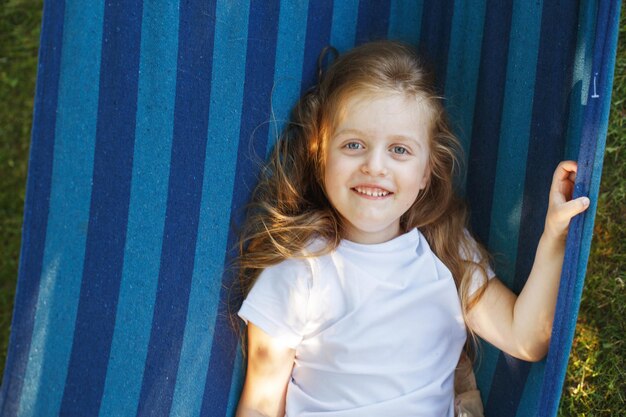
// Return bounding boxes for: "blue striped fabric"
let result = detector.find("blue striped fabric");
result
[99,2,180,414]
[18,2,105,416]
[172,3,251,416]
[267,1,309,152]
[61,2,143,415]
[204,3,281,416]
[486,0,580,414]
[1,1,620,416]
[137,0,219,413]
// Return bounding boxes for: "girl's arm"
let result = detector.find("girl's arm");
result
[236,323,296,417]
[466,161,590,362]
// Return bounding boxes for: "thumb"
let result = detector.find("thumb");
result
[561,196,590,219]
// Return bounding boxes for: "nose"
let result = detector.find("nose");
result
[360,149,388,176]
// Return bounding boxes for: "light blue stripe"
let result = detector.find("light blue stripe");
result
[225,344,245,417]
[330,0,359,52]
[478,0,543,402]
[444,0,487,192]
[265,0,309,154]
[168,3,250,416]
[388,0,423,44]
[18,2,105,416]
[442,0,487,395]
[97,2,179,416]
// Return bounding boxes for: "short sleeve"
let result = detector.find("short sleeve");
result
[461,229,496,296]
[237,258,312,348]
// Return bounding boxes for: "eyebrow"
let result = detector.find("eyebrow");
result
[334,129,424,149]
[333,128,368,138]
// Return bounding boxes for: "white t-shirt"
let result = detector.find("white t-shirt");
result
[238,228,493,417]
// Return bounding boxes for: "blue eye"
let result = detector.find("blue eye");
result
[345,142,362,150]
[392,146,409,155]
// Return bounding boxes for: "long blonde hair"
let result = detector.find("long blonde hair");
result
[233,40,490,353]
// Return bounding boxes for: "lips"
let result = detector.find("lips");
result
[352,186,393,198]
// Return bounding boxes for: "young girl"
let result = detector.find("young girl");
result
[234,41,589,417]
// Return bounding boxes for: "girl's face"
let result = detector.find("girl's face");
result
[324,92,431,244]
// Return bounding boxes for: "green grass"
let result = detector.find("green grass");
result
[0,2,624,415]
[0,0,42,375]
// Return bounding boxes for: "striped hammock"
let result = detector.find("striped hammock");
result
[1,1,620,416]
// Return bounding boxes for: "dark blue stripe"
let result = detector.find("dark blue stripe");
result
[58,2,143,415]
[465,0,514,246]
[538,0,621,415]
[300,0,333,93]
[485,0,580,415]
[200,2,281,416]
[355,0,391,45]
[418,0,454,90]
[0,2,64,415]
[136,1,217,415]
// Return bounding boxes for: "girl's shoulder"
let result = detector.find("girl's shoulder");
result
[259,255,313,283]
[257,238,332,288]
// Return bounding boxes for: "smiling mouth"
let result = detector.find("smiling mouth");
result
[352,186,393,198]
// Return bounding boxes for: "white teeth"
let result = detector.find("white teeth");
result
[355,187,390,197]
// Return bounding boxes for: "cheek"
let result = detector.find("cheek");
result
[324,153,346,184]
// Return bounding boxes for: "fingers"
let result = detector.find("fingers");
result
[555,160,578,176]
[550,161,572,201]
[552,161,577,186]
[545,161,590,239]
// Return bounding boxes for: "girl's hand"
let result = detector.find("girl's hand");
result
[544,161,590,241]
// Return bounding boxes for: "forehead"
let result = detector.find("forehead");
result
[332,92,434,139]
